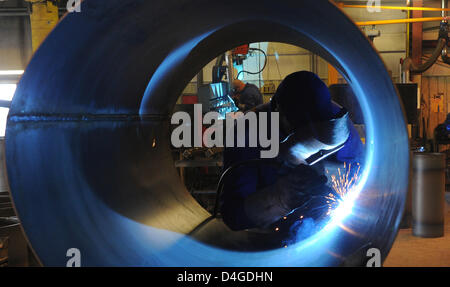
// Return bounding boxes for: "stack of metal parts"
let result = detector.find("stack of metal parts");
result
[0,191,10,267]
[0,137,13,266]
[0,139,32,267]
[0,187,14,220]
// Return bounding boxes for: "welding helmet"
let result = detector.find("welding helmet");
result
[271,71,351,165]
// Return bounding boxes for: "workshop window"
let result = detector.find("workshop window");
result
[0,84,16,137]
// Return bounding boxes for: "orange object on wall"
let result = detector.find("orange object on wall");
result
[232,44,250,55]
[182,95,198,104]
[328,64,339,86]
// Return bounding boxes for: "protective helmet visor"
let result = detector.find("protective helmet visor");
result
[280,108,351,166]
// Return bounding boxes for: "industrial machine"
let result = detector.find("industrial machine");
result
[197,82,237,117]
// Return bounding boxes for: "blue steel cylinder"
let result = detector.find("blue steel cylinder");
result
[5,0,410,266]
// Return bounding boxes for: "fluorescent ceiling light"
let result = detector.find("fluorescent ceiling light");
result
[0,84,17,101]
[0,70,24,76]
[0,107,9,137]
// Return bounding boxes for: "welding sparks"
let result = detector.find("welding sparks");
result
[325,162,361,216]
[283,162,363,248]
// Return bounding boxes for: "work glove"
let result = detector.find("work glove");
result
[243,165,329,228]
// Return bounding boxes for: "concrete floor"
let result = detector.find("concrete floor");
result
[384,193,450,267]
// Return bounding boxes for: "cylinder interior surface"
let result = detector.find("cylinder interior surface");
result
[412,153,445,238]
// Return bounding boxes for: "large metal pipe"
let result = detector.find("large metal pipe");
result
[412,153,446,238]
[403,38,447,73]
[6,0,409,266]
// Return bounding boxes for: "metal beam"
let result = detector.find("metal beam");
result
[412,0,424,67]
[25,0,59,52]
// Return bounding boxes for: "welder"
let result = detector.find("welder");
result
[231,79,264,112]
[221,71,364,237]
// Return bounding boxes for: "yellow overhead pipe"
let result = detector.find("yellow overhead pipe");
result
[339,4,450,12]
[356,17,445,26]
